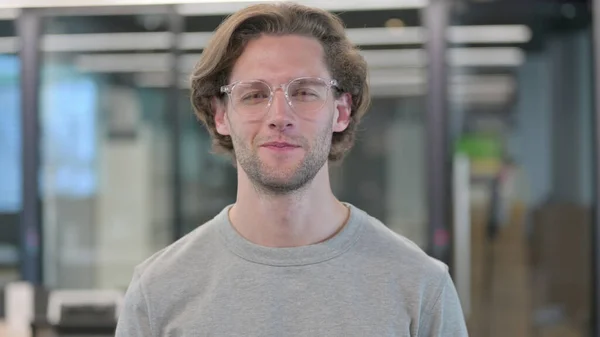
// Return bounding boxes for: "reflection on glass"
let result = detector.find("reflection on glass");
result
[0,55,21,212]
[0,19,20,285]
[332,97,427,248]
[40,13,173,290]
[180,94,237,235]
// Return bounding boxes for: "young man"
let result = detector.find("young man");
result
[116,3,468,336]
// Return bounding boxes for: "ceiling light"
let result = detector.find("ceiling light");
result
[385,18,405,28]
[178,32,214,50]
[75,53,172,72]
[361,49,427,68]
[42,32,171,52]
[0,0,273,8]
[347,27,423,46]
[176,0,426,16]
[448,25,532,44]
[0,8,19,19]
[448,47,524,67]
[368,73,515,102]
[0,0,428,10]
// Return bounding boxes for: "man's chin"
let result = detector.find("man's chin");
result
[258,171,298,186]
[252,167,309,192]
[255,177,308,195]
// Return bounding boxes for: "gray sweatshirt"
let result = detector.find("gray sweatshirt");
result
[116,203,468,337]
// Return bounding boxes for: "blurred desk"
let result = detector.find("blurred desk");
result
[0,322,29,337]
[0,317,116,336]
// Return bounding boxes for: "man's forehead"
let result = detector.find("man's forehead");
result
[229,35,330,83]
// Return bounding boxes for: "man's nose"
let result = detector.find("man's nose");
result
[267,90,295,131]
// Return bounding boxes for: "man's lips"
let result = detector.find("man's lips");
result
[260,142,301,150]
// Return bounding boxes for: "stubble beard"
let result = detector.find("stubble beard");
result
[232,124,332,197]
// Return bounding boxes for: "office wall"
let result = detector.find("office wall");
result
[509,29,592,209]
[333,97,427,248]
[385,98,427,248]
[509,51,553,209]
[41,78,173,290]
[0,56,21,213]
[549,31,593,206]
[576,30,593,207]
[95,87,153,290]
[41,71,99,289]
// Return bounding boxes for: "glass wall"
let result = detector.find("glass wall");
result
[330,9,428,248]
[0,12,20,286]
[178,92,238,234]
[448,1,594,336]
[38,9,174,290]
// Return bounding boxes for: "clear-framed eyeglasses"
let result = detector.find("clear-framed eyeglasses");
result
[220,77,338,118]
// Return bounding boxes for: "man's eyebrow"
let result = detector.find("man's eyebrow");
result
[229,78,267,83]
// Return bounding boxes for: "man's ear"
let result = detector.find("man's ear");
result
[333,92,352,133]
[213,97,230,136]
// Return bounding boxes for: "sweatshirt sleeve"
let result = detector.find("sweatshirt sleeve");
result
[418,271,469,337]
[115,268,154,337]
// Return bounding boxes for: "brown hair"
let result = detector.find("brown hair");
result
[190,2,370,162]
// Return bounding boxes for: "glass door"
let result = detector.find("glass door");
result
[0,9,21,287]
[37,7,175,291]
[448,1,594,336]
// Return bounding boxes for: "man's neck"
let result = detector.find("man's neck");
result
[228,166,349,248]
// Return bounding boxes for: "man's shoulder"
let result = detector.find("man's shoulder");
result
[352,206,448,279]
[351,206,451,312]
[133,210,227,282]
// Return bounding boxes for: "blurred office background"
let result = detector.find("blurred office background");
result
[0,0,598,336]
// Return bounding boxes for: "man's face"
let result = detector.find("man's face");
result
[214,34,351,195]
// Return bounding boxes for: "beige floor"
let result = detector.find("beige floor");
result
[0,323,29,337]
[468,205,533,337]
[488,206,533,337]
[468,204,585,337]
